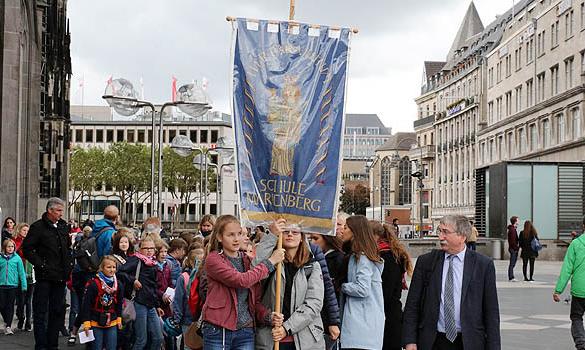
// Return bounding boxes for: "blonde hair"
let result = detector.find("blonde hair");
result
[13,223,29,238]
[99,255,118,272]
[2,239,16,253]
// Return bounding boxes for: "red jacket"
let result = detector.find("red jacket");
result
[507,225,519,251]
[202,250,270,331]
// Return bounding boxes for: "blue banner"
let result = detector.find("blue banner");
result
[232,18,351,235]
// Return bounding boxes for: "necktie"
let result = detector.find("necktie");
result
[445,255,457,342]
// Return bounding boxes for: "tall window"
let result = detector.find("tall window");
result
[526,38,534,63]
[496,97,503,121]
[566,10,574,38]
[496,61,502,82]
[515,85,522,112]
[581,2,585,29]
[398,157,412,205]
[488,102,494,124]
[529,124,538,151]
[536,31,545,56]
[556,113,565,144]
[505,91,512,116]
[536,72,546,103]
[565,57,574,90]
[550,65,559,95]
[507,132,514,158]
[573,108,582,139]
[488,67,494,87]
[505,55,512,77]
[543,119,551,148]
[381,157,392,206]
[526,79,534,106]
[519,128,527,154]
[551,20,559,47]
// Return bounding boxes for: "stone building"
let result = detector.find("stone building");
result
[477,0,585,238]
[0,0,71,222]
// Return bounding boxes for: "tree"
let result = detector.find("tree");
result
[339,184,370,216]
[103,142,151,222]
[69,147,106,221]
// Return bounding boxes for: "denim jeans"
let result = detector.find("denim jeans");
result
[571,296,585,350]
[68,289,79,331]
[33,280,66,350]
[133,302,162,350]
[93,326,118,350]
[508,249,518,280]
[201,322,255,350]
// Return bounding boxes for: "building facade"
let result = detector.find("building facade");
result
[69,106,237,226]
[0,0,71,223]
[477,0,585,238]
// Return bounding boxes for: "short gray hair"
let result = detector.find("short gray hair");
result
[337,212,350,222]
[440,215,472,241]
[46,197,65,211]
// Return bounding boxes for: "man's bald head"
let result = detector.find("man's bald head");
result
[104,205,119,221]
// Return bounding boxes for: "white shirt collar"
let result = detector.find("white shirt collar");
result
[446,245,467,261]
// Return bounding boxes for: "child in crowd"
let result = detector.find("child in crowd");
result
[197,214,216,238]
[13,223,34,332]
[0,238,27,335]
[79,255,124,350]
[201,215,285,349]
[173,249,202,349]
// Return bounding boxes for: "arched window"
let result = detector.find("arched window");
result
[398,157,412,205]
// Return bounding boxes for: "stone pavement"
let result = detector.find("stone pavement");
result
[0,260,576,349]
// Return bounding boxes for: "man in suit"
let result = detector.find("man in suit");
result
[402,215,500,350]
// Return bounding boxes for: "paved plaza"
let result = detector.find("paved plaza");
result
[0,260,576,350]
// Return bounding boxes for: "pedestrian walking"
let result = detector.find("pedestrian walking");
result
[79,255,124,350]
[0,238,27,335]
[254,219,325,350]
[93,205,119,258]
[553,216,585,350]
[371,221,413,350]
[117,237,164,350]
[166,238,188,287]
[402,215,501,350]
[201,215,284,350]
[507,216,520,281]
[338,216,385,350]
[467,221,478,251]
[13,223,34,332]
[22,197,73,350]
[2,217,16,244]
[519,220,539,281]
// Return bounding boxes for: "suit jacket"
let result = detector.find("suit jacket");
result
[402,249,501,350]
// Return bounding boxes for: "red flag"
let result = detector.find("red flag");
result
[171,76,177,102]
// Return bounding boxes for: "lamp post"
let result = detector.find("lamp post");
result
[103,78,211,218]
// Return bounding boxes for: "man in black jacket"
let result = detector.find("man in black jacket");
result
[23,198,73,350]
[402,215,500,350]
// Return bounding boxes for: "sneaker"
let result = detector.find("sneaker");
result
[509,278,518,282]
[17,320,24,331]
[5,327,14,335]
[24,323,32,332]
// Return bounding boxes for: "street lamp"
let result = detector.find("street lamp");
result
[102,78,211,217]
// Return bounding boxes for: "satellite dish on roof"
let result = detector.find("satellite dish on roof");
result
[104,78,140,116]
[177,83,212,117]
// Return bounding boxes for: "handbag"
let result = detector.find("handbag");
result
[184,319,203,349]
[122,261,142,322]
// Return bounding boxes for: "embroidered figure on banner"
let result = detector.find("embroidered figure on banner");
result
[268,75,303,176]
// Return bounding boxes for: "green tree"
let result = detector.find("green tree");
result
[69,147,106,220]
[339,184,370,216]
[103,142,151,222]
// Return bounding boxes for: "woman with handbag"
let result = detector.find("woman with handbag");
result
[201,214,285,350]
[118,237,164,350]
[519,220,539,282]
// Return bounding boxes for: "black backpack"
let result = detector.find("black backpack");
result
[72,227,110,272]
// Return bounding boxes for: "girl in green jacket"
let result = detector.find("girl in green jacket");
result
[0,238,27,335]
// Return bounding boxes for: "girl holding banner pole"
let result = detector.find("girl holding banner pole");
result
[201,215,285,350]
[255,220,326,350]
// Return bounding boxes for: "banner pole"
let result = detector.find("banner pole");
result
[274,229,283,350]
[289,0,295,20]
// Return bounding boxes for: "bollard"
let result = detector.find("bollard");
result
[491,239,502,260]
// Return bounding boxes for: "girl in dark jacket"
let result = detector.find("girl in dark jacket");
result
[79,256,124,350]
[519,220,539,281]
[370,221,413,350]
[117,237,163,350]
[310,233,344,348]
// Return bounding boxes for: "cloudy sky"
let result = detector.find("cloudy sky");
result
[69,0,516,132]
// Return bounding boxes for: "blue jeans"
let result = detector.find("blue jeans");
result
[93,326,118,350]
[202,322,254,350]
[508,249,518,280]
[68,290,79,331]
[133,303,162,350]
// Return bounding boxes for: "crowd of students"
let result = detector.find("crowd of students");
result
[1,208,413,350]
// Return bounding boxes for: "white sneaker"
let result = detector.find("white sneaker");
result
[5,326,14,335]
[509,278,518,282]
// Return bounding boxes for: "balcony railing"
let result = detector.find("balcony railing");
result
[413,114,436,128]
[408,144,436,159]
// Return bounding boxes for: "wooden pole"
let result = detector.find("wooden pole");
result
[274,229,283,350]
[289,0,295,20]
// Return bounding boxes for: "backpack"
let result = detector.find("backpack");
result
[182,269,202,318]
[73,227,110,272]
[531,237,543,252]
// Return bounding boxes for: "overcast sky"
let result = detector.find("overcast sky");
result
[69,0,517,132]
